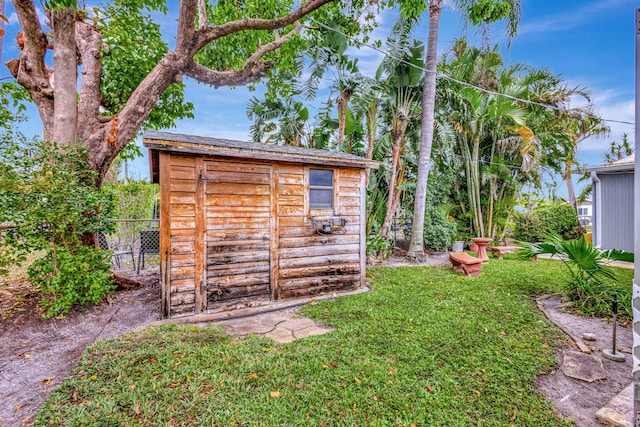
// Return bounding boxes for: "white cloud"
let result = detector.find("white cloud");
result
[579,97,635,153]
[518,0,627,36]
[6,12,18,25]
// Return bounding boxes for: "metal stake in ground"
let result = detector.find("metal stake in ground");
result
[603,291,625,362]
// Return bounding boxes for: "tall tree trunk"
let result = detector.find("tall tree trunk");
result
[51,7,78,146]
[379,133,404,239]
[565,161,578,212]
[471,141,484,236]
[364,98,378,189]
[337,87,352,151]
[407,0,442,259]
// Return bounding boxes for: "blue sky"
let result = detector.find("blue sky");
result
[1,0,636,195]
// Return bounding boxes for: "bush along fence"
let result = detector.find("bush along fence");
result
[0,219,160,286]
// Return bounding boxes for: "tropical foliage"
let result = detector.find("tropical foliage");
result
[0,135,115,317]
[517,233,634,317]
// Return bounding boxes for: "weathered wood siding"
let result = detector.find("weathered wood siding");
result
[161,154,366,317]
[277,166,362,299]
[204,160,272,307]
[162,154,199,317]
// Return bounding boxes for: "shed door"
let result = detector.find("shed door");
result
[203,161,272,306]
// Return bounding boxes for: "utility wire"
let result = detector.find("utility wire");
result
[308,17,635,127]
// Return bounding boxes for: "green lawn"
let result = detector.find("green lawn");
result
[36,258,630,426]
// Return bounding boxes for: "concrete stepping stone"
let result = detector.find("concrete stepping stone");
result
[561,350,606,383]
[293,326,332,339]
[279,317,318,332]
[217,317,274,335]
[265,328,295,343]
[596,382,633,427]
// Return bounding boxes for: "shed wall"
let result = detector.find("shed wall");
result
[595,171,634,252]
[160,153,199,317]
[277,166,362,299]
[160,153,366,318]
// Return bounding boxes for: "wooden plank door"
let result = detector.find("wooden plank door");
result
[203,160,272,308]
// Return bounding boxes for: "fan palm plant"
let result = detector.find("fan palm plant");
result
[517,233,633,312]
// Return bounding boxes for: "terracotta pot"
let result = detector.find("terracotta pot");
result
[469,243,479,252]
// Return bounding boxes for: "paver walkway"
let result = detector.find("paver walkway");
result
[214,307,333,343]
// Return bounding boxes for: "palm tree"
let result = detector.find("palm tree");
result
[437,41,541,237]
[376,38,424,239]
[407,0,521,258]
[246,97,311,146]
[517,233,633,304]
[560,107,609,212]
[603,133,633,163]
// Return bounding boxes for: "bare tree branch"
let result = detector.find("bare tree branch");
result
[184,22,301,88]
[51,7,77,145]
[197,0,208,30]
[8,0,54,138]
[193,0,330,50]
[115,0,318,153]
[176,0,197,52]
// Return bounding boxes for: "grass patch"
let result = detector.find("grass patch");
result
[37,258,619,426]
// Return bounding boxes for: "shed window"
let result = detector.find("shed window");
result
[309,169,334,208]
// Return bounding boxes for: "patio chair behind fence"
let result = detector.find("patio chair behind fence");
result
[0,219,160,286]
[107,219,160,274]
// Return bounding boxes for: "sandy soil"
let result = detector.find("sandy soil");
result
[0,269,161,427]
[536,295,632,426]
[0,256,631,427]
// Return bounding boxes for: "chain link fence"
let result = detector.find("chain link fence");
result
[102,219,160,274]
[0,219,160,287]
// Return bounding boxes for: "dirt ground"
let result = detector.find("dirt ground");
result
[0,268,161,427]
[536,295,632,426]
[0,256,632,427]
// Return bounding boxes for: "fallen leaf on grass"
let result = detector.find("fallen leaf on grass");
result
[246,373,258,380]
[168,383,181,388]
[41,376,55,386]
[354,377,361,385]
[426,385,432,392]
[129,384,136,391]
[474,390,481,396]
[270,391,280,398]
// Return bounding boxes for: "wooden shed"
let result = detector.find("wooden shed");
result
[143,131,379,318]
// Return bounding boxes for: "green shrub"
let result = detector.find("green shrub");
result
[534,204,580,240]
[513,212,545,242]
[366,235,393,258]
[0,136,115,317]
[423,204,457,252]
[29,245,114,318]
[104,182,158,220]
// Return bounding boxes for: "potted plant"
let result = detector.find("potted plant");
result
[451,232,466,252]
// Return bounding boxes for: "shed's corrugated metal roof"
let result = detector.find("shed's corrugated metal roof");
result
[143,131,380,169]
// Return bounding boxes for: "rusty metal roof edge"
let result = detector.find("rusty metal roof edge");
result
[143,131,380,169]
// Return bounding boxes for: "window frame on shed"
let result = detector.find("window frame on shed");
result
[308,168,336,211]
